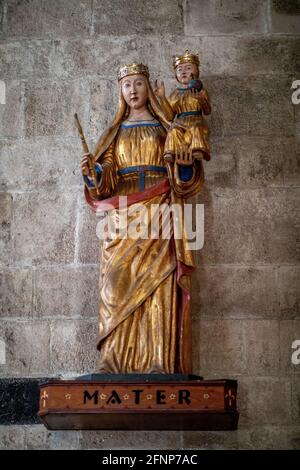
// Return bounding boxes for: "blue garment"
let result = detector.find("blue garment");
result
[117,165,167,191]
[83,162,102,188]
[178,165,193,182]
[176,111,202,119]
[120,122,161,129]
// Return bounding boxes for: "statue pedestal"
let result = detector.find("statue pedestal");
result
[38,375,239,430]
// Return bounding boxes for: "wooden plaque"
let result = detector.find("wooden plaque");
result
[38,378,239,430]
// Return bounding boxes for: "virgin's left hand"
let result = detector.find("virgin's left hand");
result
[175,147,194,166]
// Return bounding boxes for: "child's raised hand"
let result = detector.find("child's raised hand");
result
[154,79,166,98]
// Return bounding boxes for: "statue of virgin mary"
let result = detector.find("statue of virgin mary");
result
[81,63,204,374]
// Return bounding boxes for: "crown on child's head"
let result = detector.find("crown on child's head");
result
[172,50,200,69]
[118,63,149,81]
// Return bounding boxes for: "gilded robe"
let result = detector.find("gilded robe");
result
[85,120,204,374]
[161,88,211,161]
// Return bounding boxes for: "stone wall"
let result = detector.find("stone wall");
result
[0,0,299,449]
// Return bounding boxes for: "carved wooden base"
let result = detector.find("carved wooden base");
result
[38,377,239,430]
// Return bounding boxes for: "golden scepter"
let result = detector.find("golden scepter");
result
[74,113,100,196]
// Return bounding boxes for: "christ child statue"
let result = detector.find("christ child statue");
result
[155,50,211,163]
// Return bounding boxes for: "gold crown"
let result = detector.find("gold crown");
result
[173,50,200,69]
[118,63,149,81]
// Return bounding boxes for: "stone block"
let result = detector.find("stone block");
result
[50,39,102,80]
[0,1,4,38]
[93,0,183,36]
[271,0,300,33]
[284,139,300,187]
[50,320,99,375]
[0,193,12,267]
[244,320,280,375]
[205,36,300,77]
[199,188,300,265]
[0,40,51,80]
[24,79,89,138]
[0,320,50,377]
[194,266,279,319]
[244,426,289,449]
[0,426,25,450]
[50,36,163,81]
[77,195,102,264]
[287,426,300,450]
[88,79,117,141]
[279,320,300,374]
[25,426,81,450]
[160,36,300,78]
[292,377,300,425]
[236,36,300,76]
[0,192,11,226]
[208,76,294,138]
[236,378,250,426]
[35,266,99,317]
[240,377,292,426]
[198,319,246,374]
[12,191,76,266]
[204,138,237,189]
[235,136,297,188]
[183,0,267,34]
[182,429,244,450]
[6,0,92,39]
[46,430,81,450]
[0,138,81,191]
[295,104,300,138]
[277,266,300,319]
[0,80,23,138]
[0,269,33,317]
[24,425,47,450]
[79,430,181,449]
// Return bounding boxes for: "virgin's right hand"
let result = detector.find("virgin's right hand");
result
[80,153,94,177]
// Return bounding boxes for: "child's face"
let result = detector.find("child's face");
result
[176,62,199,85]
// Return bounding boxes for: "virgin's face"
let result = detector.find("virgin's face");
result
[121,74,148,109]
[176,62,199,85]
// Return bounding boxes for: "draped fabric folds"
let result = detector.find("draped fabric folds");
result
[84,98,204,374]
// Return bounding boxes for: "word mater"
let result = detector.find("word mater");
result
[83,388,191,405]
